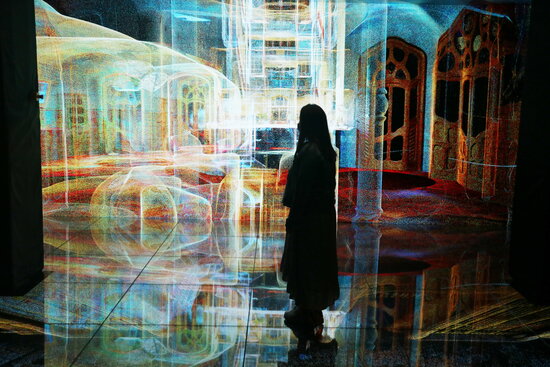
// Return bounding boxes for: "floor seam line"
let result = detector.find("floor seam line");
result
[68,222,178,367]
[241,231,260,367]
[50,218,97,250]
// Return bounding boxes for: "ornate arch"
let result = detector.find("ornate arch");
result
[366,37,427,172]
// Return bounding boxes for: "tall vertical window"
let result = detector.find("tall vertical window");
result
[271,95,288,122]
[66,93,88,156]
[298,64,310,77]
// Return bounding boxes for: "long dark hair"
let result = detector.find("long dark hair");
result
[296,104,336,166]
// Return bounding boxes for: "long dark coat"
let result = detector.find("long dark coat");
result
[280,141,340,310]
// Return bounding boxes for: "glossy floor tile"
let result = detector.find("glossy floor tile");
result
[55,232,170,256]
[134,255,257,286]
[1,218,549,366]
[106,283,251,327]
[73,324,247,367]
[44,324,100,367]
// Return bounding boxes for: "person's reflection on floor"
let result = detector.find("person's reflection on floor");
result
[278,339,338,367]
[281,104,340,354]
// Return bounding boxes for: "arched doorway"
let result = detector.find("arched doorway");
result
[169,77,210,149]
[103,75,142,154]
[430,7,525,203]
[367,37,427,172]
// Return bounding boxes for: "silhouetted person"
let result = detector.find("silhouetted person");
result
[281,104,340,354]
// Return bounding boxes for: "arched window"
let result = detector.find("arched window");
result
[169,77,210,149]
[181,84,207,131]
[104,75,142,154]
[66,93,88,156]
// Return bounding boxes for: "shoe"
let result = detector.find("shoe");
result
[310,335,338,351]
[285,308,323,328]
[295,323,323,348]
[284,307,328,356]
[283,305,302,328]
[292,335,338,365]
[284,306,313,330]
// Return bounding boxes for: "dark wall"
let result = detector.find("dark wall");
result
[43,0,225,63]
[44,0,149,41]
[0,0,44,294]
[510,0,550,305]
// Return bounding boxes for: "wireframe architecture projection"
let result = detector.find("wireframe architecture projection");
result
[36,0,529,224]
[23,0,537,365]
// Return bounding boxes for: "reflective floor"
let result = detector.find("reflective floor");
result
[1,217,550,366]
